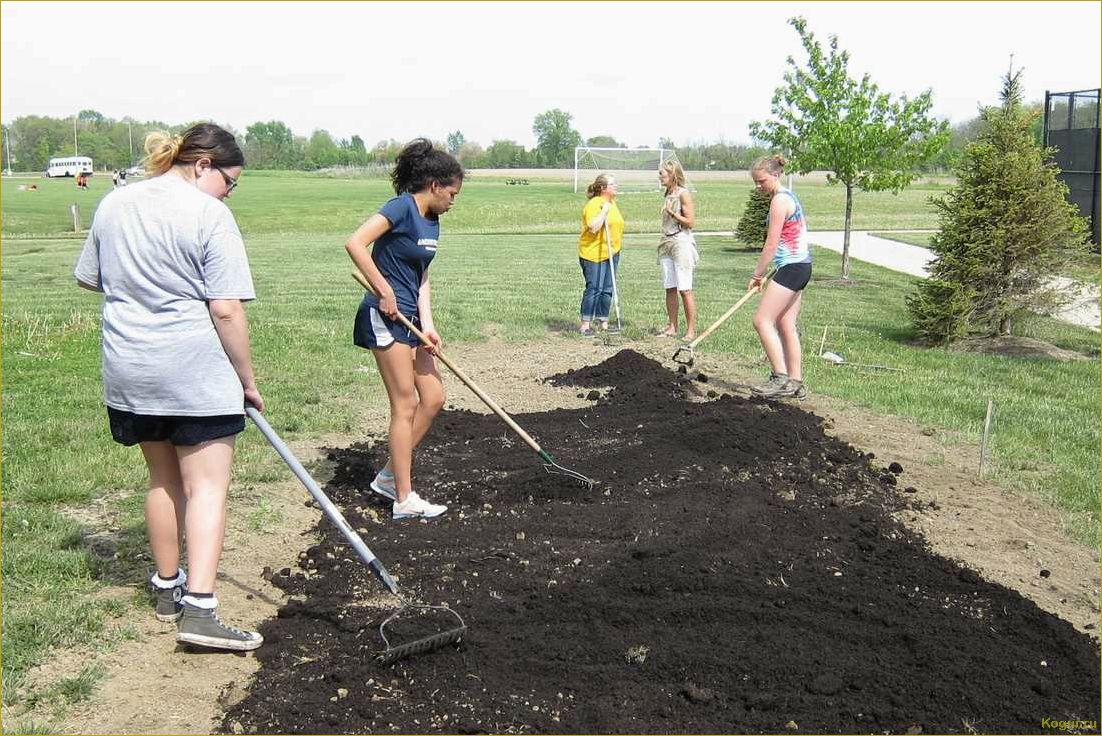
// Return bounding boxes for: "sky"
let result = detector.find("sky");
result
[2,1,1099,148]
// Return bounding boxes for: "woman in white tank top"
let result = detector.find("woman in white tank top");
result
[656,160,699,338]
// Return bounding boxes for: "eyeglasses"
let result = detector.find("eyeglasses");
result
[214,166,239,194]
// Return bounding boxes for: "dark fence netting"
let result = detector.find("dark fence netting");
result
[1045,88,1101,248]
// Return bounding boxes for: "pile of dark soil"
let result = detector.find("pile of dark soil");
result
[222,350,1099,734]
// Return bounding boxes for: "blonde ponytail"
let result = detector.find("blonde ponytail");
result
[142,132,182,176]
[141,124,244,178]
[752,153,786,177]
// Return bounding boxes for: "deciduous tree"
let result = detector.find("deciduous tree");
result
[750,17,950,279]
[532,109,582,168]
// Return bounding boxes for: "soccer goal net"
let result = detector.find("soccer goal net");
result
[573,147,691,193]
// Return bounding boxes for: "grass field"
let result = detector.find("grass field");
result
[2,171,1098,715]
[3,170,951,237]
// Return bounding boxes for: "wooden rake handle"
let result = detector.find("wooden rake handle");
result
[351,271,544,456]
[684,274,770,351]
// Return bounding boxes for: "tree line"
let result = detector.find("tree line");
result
[2,103,1031,174]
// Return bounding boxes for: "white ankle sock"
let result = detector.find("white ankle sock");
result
[182,594,218,609]
[151,569,187,589]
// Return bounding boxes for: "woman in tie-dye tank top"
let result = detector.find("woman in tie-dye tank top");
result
[747,154,812,400]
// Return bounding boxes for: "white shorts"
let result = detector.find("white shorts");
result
[660,256,694,291]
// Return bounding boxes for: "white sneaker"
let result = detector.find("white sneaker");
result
[393,491,447,519]
[370,469,396,501]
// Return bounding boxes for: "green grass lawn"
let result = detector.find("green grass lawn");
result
[3,171,948,238]
[2,173,1098,715]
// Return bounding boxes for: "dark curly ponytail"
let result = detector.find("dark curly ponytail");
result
[390,138,464,194]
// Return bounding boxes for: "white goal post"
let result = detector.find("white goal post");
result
[574,147,689,193]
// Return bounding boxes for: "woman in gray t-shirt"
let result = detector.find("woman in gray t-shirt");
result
[75,123,263,652]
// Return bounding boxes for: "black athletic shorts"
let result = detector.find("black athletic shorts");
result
[773,262,812,292]
[107,407,245,447]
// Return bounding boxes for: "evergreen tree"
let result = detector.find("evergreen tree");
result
[734,187,772,245]
[907,68,1090,343]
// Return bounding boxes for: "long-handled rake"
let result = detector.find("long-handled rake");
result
[352,271,595,490]
[672,274,771,368]
[603,220,622,333]
[246,404,466,665]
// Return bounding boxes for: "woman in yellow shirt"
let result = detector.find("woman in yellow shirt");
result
[578,174,625,336]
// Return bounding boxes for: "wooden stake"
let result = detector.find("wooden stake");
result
[70,203,81,232]
[978,398,995,478]
[818,325,828,357]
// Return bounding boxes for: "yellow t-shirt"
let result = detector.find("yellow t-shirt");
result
[578,196,624,262]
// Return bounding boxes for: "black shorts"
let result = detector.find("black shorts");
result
[773,262,812,292]
[107,408,245,447]
[353,301,422,350]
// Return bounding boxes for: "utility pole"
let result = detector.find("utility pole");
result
[3,126,12,176]
[73,115,78,155]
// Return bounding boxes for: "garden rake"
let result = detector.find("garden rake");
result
[672,273,772,367]
[245,404,467,665]
[603,220,623,333]
[352,271,595,490]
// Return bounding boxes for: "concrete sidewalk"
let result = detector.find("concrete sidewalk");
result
[807,230,1100,332]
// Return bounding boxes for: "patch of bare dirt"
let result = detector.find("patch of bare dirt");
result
[26,332,1099,734]
[953,336,1089,361]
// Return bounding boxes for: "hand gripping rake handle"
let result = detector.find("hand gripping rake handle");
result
[352,271,594,489]
[672,274,771,366]
[245,403,398,595]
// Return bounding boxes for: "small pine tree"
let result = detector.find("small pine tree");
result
[734,187,772,245]
[908,68,1090,343]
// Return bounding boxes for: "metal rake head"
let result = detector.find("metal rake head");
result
[671,344,696,367]
[377,600,467,666]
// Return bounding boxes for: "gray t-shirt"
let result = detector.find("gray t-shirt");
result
[74,175,255,416]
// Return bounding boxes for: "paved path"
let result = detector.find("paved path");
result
[807,230,1100,332]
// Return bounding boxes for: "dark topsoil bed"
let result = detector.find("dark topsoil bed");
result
[222,350,1099,734]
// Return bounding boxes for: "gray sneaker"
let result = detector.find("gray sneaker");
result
[776,379,809,400]
[154,584,185,623]
[751,371,790,398]
[176,604,263,651]
[151,571,187,623]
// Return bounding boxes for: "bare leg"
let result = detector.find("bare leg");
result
[662,288,679,334]
[176,437,235,594]
[680,289,697,339]
[777,291,804,381]
[752,281,801,375]
[141,441,187,579]
[381,346,445,477]
[372,343,419,502]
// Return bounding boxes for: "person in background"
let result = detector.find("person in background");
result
[75,122,263,651]
[346,138,463,520]
[577,173,624,336]
[747,154,812,400]
[656,160,699,339]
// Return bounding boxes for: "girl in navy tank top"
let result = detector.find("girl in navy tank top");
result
[346,139,463,519]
